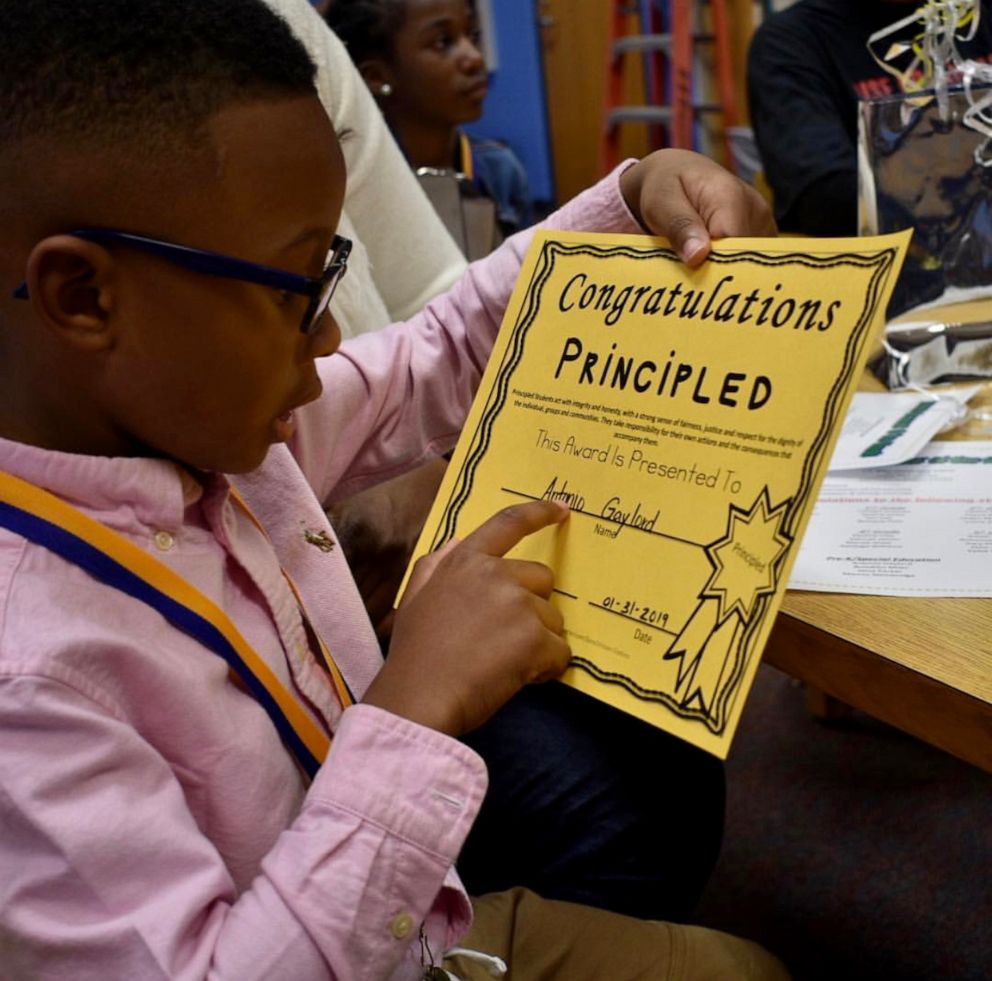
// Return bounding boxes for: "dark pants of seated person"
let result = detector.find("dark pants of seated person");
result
[457,681,725,922]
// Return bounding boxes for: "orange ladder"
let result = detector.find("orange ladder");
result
[600,0,738,174]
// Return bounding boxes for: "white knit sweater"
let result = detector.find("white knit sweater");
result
[264,0,469,337]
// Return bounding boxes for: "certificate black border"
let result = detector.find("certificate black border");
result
[428,239,901,735]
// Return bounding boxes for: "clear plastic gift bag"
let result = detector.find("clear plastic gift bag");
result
[858,85,992,319]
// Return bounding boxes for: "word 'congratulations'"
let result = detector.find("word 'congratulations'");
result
[558,272,842,332]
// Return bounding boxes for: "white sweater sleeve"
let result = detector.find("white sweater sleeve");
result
[262,0,469,336]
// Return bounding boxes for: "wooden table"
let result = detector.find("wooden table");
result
[766,322,992,773]
[767,593,992,772]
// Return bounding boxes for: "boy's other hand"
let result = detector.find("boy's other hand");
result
[619,149,777,267]
[362,500,571,737]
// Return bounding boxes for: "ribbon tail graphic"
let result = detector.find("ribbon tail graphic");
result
[664,600,718,696]
[686,615,740,720]
[665,600,741,722]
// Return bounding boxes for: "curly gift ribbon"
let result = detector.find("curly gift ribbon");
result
[867,1,992,165]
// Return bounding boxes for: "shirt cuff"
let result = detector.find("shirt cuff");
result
[546,159,644,237]
[309,702,488,861]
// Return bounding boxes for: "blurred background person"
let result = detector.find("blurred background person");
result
[747,0,992,237]
[327,0,533,238]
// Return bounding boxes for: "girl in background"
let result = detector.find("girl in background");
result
[327,0,533,236]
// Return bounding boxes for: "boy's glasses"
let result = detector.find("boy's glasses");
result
[12,228,352,336]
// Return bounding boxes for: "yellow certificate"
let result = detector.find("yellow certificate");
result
[409,230,909,757]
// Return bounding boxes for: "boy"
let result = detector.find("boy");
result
[0,1,783,977]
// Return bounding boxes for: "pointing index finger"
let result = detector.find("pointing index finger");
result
[461,500,569,557]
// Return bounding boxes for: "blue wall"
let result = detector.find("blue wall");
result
[465,0,556,204]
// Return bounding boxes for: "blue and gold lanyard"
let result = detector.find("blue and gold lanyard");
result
[0,469,353,779]
[457,130,475,182]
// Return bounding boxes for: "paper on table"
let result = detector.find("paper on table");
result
[791,440,992,597]
[827,387,980,470]
[404,229,908,758]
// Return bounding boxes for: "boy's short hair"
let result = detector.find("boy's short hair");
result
[0,0,317,155]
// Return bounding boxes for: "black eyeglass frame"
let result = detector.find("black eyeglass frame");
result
[12,228,352,336]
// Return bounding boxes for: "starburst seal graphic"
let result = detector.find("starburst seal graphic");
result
[703,488,791,623]
[663,488,793,729]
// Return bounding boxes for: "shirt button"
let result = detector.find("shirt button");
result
[153,530,176,551]
[389,912,414,940]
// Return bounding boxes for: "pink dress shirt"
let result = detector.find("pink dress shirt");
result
[0,171,640,979]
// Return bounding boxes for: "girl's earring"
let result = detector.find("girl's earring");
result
[378,83,393,97]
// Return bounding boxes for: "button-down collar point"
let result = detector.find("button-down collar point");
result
[153,530,176,551]
[389,912,415,939]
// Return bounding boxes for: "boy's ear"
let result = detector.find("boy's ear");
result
[358,59,396,100]
[25,236,117,352]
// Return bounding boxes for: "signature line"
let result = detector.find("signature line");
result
[501,486,703,548]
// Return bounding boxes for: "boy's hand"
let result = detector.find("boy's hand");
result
[619,149,777,267]
[362,500,570,737]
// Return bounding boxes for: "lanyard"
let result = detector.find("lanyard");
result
[0,469,352,779]
[457,131,475,182]
[227,486,355,711]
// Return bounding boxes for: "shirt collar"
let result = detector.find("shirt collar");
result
[0,435,220,530]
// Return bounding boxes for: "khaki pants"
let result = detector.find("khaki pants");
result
[444,889,790,981]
